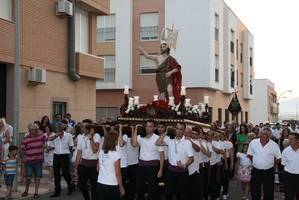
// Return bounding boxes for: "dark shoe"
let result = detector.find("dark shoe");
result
[22,192,28,197]
[33,194,39,199]
[50,193,60,198]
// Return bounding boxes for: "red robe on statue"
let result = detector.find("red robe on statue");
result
[168,56,182,104]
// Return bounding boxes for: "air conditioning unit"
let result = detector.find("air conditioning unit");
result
[25,68,46,85]
[56,0,73,16]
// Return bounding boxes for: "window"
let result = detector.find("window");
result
[225,109,229,122]
[250,77,253,94]
[208,107,213,123]
[103,56,116,82]
[97,14,116,42]
[230,65,235,88]
[140,55,157,74]
[75,8,89,53]
[0,0,12,21]
[218,108,222,124]
[236,70,239,86]
[214,13,219,41]
[240,43,243,63]
[245,111,248,123]
[230,30,235,53]
[241,111,243,123]
[236,39,239,60]
[140,13,159,41]
[215,55,219,82]
[241,72,244,87]
[53,102,67,120]
[249,47,253,66]
[96,107,119,120]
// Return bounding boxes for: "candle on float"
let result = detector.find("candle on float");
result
[180,86,186,96]
[128,97,134,106]
[124,85,129,95]
[168,97,175,106]
[198,102,205,112]
[133,96,140,105]
[153,95,159,101]
[204,96,209,104]
[185,98,191,107]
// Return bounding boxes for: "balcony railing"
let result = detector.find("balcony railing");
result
[140,26,159,41]
[97,27,116,42]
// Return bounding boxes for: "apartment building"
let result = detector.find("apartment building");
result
[0,0,109,131]
[250,79,278,125]
[96,0,254,124]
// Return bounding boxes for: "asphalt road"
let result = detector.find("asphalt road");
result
[41,180,244,200]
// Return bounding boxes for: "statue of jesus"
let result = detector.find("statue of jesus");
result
[137,42,182,104]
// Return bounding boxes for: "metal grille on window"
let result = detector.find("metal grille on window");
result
[97,27,116,42]
[140,55,157,74]
[140,26,159,40]
[53,102,67,120]
[104,68,115,82]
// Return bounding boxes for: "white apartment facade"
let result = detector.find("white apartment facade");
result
[95,0,254,124]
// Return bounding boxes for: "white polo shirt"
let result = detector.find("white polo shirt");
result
[164,136,193,167]
[137,134,164,161]
[98,150,120,186]
[272,129,282,140]
[77,134,101,160]
[50,132,74,155]
[200,140,212,163]
[209,140,224,166]
[126,137,139,166]
[281,146,299,174]
[247,138,281,170]
[117,134,128,168]
[188,139,200,175]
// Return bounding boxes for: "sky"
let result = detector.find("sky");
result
[224,0,299,102]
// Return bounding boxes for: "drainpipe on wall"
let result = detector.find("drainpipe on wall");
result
[68,0,80,81]
[12,0,20,192]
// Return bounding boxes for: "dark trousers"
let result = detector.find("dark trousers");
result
[78,165,98,200]
[209,164,222,200]
[121,167,128,200]
[127,164,138,200]
[165,170,188,200]
[284,171,299,200]
[251,167,275,200]
[202,164,210,200]
[187,171,202,200]
[222,158,231,195]
[53,154,72,194]
[96,183,120,200]
[136,165,158,200]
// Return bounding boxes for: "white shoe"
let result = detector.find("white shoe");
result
[223,195,228,199]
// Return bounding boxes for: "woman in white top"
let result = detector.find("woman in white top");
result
[97,130,124,200]
[43,125,55,183]
[235,143,252,200]
[0,118,13,160]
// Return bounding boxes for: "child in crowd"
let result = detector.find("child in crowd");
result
[2,145,18,199]
[235,143,252,200]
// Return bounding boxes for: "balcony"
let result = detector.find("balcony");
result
[76,52,104,79]
[76,0,110,15]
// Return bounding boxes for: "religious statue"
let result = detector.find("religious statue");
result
[137,26,182,104]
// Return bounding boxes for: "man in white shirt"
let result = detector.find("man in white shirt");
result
[74,123,100,200]
[49,123,74,198]
[272,123,282,143]
[208,131,225,200]
[156,122,194,200]
[247,127,281,200]
[131,120,164,200]
[281,132,299,200]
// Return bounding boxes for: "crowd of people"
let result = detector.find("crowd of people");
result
[0,115,298,200]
